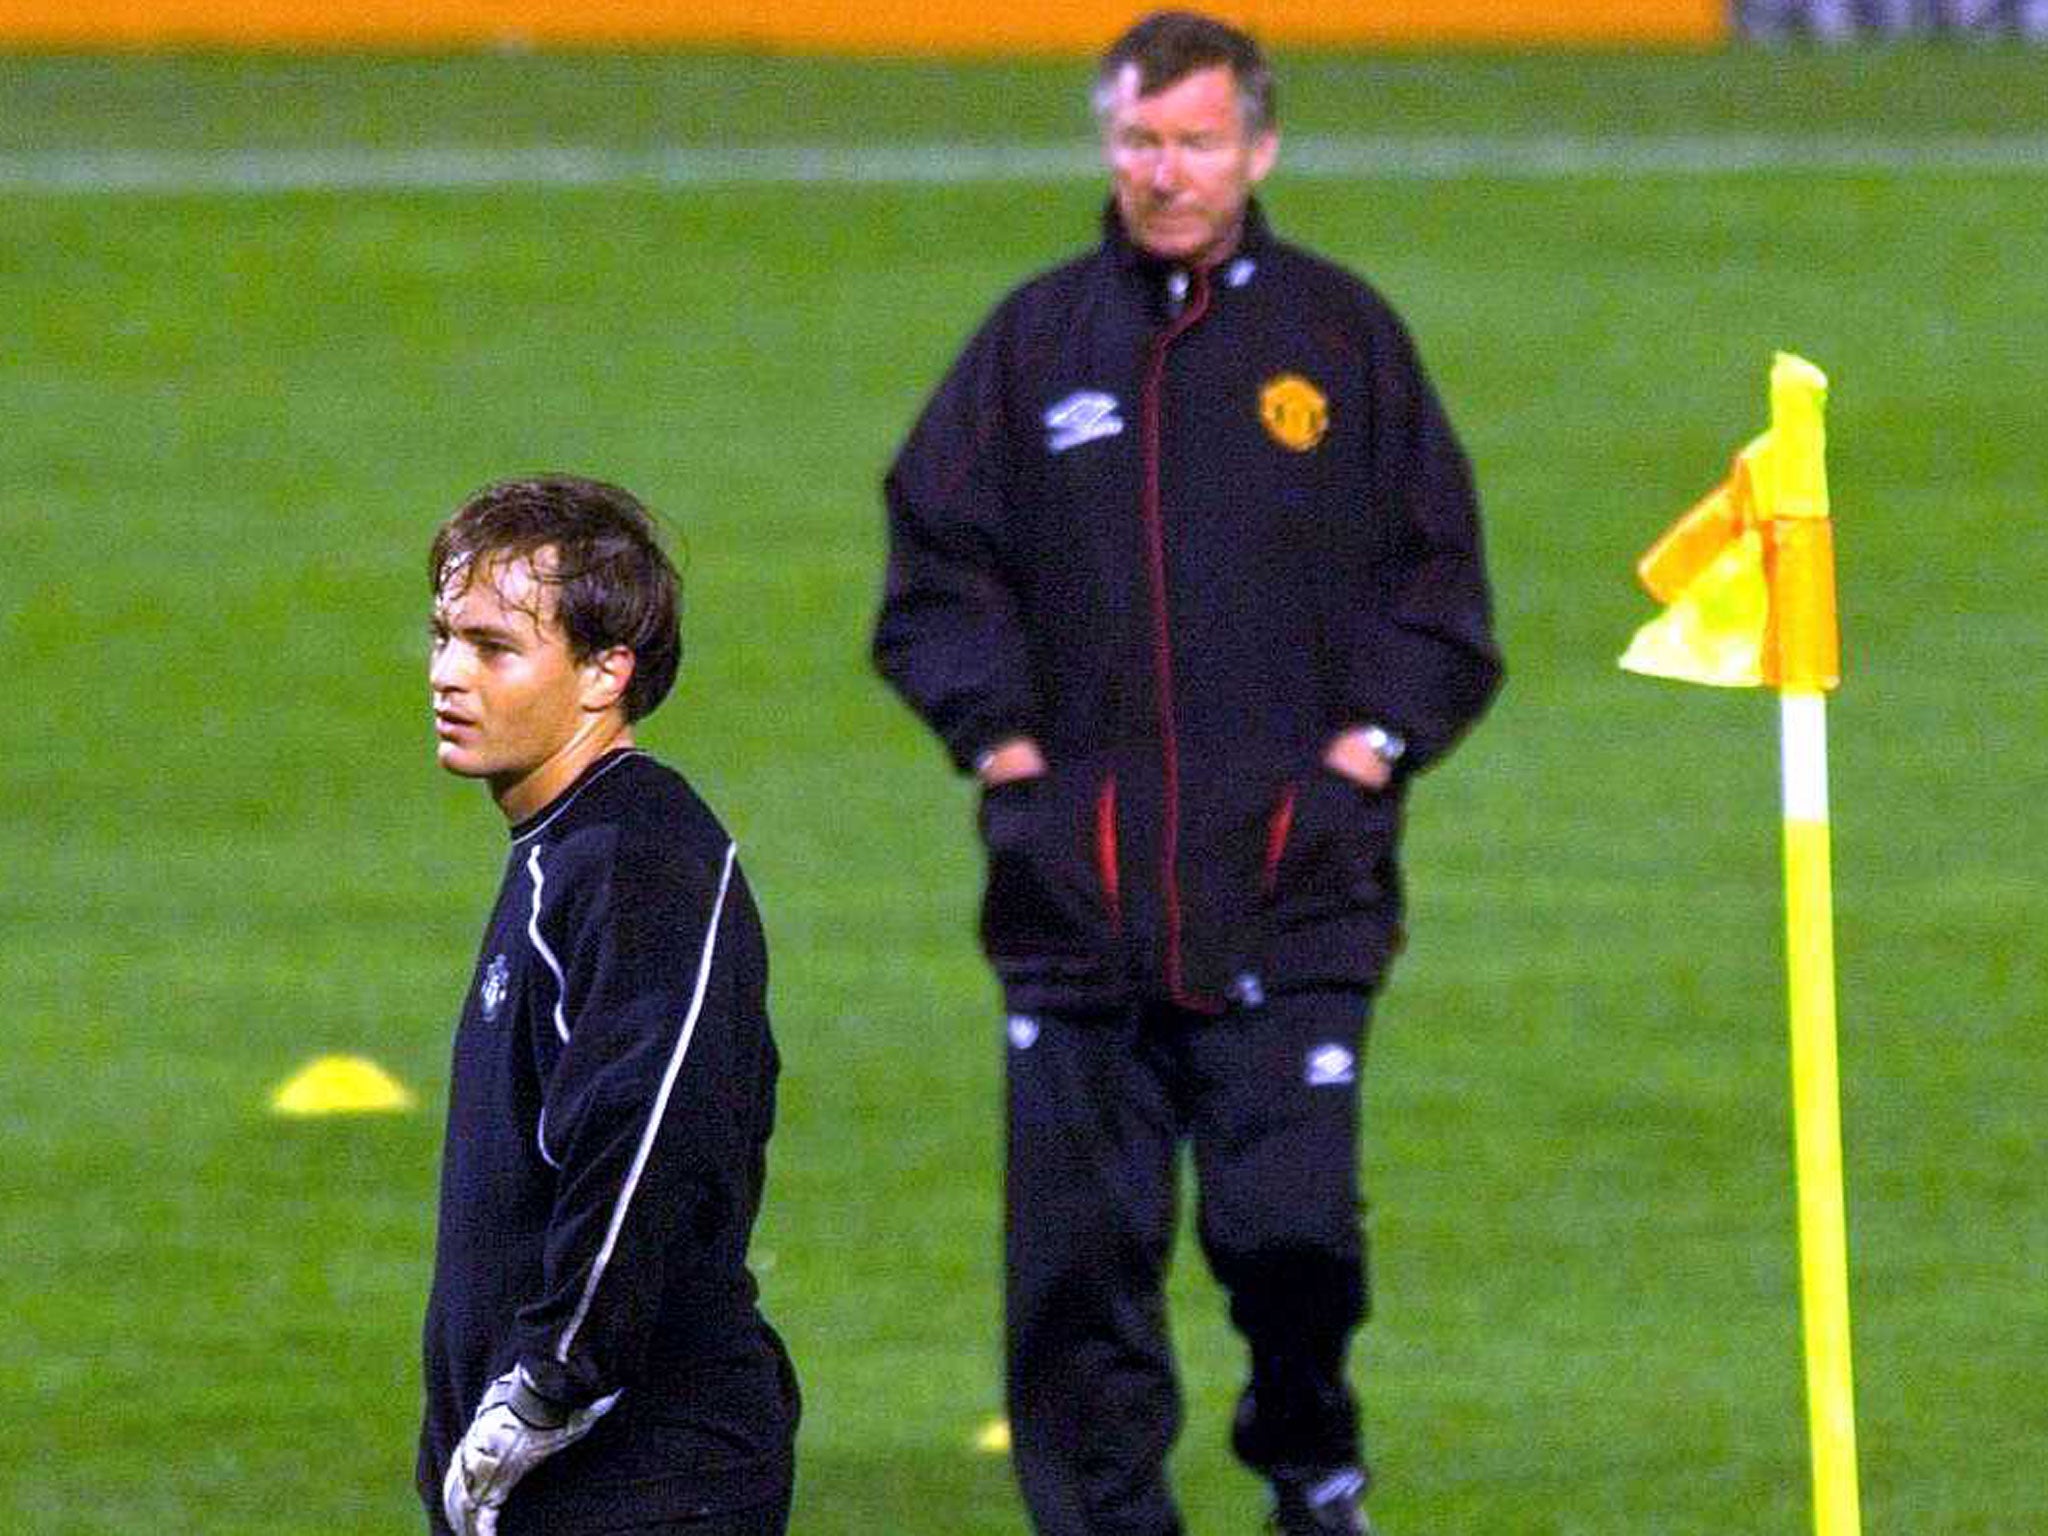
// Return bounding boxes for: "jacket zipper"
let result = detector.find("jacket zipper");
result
[1138,266,1214,1011]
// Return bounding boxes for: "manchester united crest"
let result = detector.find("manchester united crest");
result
[1259,373,1329,452]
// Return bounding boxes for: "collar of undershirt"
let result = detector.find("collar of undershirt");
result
[507,747,647,845]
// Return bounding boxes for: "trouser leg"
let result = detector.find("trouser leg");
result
[1186,989,1372,1482]
[1005,1006,1184,1536]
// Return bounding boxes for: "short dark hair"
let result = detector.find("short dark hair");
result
[1093,10,1275,139]
[430,474,682,722]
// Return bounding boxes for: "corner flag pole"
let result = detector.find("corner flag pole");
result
[1764,358,1861,1536]
[1621,353,1862,1536]
[1780,686,1859,1536]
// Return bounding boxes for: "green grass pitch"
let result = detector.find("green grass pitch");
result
[3,43,2045,1534]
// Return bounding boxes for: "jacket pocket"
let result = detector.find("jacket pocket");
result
[1263,764,1400,926]
[976,765,1115,966]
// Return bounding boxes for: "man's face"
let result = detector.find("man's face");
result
[1103,62,1277,269]
[429,551,604,797]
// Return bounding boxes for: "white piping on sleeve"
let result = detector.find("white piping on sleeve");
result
[555,839,739,1367]
[528,847,569,1168]
[525,846,572,1046]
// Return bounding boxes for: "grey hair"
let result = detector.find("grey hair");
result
[1090,10,1276,139]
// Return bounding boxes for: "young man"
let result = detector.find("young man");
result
[419,475,798,1536]
[874,12,1501,1535]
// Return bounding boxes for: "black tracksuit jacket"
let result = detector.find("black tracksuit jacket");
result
[875,202,1502,1013]
[418,750,797,1533]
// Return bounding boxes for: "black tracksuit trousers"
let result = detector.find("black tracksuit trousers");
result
[1003,989,1372,1536]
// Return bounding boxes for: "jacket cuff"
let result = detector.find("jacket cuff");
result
[516,1357,602,1416]
[508,1367,573,1428]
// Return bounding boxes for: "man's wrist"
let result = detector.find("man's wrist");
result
[1358,723,1406,768]
[507,1367,572,1429]
[1322,723,1403,790]
[974,736,1047,786]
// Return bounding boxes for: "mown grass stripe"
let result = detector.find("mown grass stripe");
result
[6,133,2048,194]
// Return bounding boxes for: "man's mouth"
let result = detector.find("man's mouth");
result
[1145,205,1201,232]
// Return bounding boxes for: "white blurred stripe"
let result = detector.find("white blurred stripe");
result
[5,133,2048,194]
[1779,691,1831,826]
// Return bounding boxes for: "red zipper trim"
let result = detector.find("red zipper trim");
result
[1138,268,1214,1009]
[1095,772,1121,930]
[1262,784,1297,896]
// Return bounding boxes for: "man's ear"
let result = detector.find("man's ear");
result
[1248,128,1279,187]
[580,646,637,716]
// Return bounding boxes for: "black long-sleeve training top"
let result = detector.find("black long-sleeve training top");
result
[418,749,797,1533]
[876,202,1503,1013]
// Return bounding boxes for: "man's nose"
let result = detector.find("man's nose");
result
[1150,145,1183,192]
[430,645,469,694]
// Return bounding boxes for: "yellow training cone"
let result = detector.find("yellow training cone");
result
[270,1055,416,1116]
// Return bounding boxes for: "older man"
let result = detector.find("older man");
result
[875,11,1501,1535]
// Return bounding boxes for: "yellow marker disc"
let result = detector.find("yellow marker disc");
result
[974,1417,1012,1454]
[270,1054,416,1116]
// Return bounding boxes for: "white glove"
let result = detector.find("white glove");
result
[442,1366,621,1536]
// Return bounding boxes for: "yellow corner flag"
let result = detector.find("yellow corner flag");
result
[1621,352,1840,692]
[1623,353,1861,1536]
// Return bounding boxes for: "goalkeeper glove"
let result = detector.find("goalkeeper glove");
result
[442,1366,620,1536]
